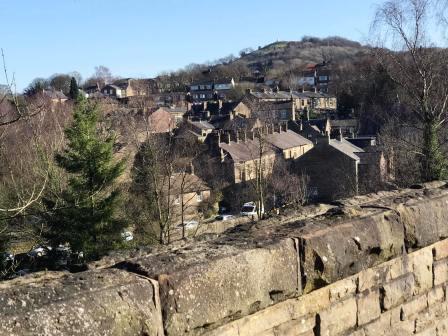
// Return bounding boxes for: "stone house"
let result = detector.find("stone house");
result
[100,79,150,99]
[187,100,251,122]
[189,78,236,101]
[246,89,337,119]
[183,120,215,143]
[169,173,211,220]
[329,119,359,137]
[294,134,387,201]
[158,106,188,125]
[298,62,332,93]
[43,90,68,104]
[101,84,124,99]
[148,107,176,133]
[218,126,313,184]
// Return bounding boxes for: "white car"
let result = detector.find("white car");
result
[27,245,52,257]
[178,220,199,229]
[240,202,264,216]
[215,214,235,221]
[121,230,134,242]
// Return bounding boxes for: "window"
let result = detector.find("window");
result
[199,94,206,99]
[280,110,288,119]
[196,192,203,202]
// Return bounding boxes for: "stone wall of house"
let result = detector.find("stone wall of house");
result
[2,182,448,335]
[295,142,358,200]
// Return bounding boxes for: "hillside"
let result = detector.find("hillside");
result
[157,36,371,92]
[237,36,369,77]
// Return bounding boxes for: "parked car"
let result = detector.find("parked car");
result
[240,202,264,216]
[121,230,134,242]
[178,220,199,229]
[27,245,52,258]
[215,214,235,221]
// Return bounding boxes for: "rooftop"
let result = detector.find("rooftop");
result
[329,138,364,161]
[188,120,215,130]
[266,129,313,149]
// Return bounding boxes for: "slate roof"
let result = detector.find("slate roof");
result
[330,119,358,128]
[266,130,313,150]
[188,120,215,130]
[329,138,364,161]
[217,117,263,132]
[249,90,335,101]
[43,90,68,100]
[219,139,276,163]
[161,106,188,114]
[220,130,312,163]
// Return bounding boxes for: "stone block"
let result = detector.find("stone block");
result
[428,286,445,307]
[385,320,416,335]
[319,297,357,336]
[363,313,392,336]
[382,274,415,310]
[272,314,315,336]
[434,259,448,287]
[436,317,448,335]
[348,330,366,336]
[410,247,434,295]
[433,239,448,261]
[301,210,404,293]
[401,294,428,320]
[358,267,387,292]
[117,238,300,335]
[415,302,448,333]
[357,289,381,326]
[0,269,163,336]
[397,193,448,249]
[329,276,357,303]
[415,326,437,335]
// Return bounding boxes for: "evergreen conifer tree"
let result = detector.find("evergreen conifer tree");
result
[45,98,126,259]
[69,77,79,100]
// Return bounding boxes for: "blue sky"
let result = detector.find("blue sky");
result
[0,0,380,91]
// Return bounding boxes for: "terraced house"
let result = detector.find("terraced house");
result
[218,125,313,184]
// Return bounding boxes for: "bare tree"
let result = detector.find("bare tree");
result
[371,0,448,181]
[269,160,310,209]
[0,50,64,274]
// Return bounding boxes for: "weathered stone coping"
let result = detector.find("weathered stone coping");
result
[1,182,447,335]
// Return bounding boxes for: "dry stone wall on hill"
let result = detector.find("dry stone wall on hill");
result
[1,182,448,336]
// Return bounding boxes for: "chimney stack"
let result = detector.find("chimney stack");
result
[291,100,296,121]
[220,148,225,162]
[274,123,281,133]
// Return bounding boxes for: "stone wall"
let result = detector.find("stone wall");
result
[1,182,448,336]
[208,239,448,336]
